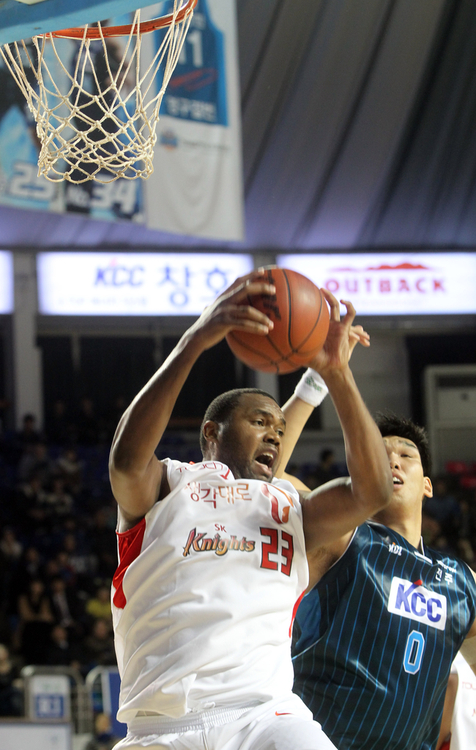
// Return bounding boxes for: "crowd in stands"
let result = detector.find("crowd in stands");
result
[0,400,121,716]
[0,402,475,719]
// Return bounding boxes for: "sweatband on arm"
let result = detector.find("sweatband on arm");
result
[293,368,329,407]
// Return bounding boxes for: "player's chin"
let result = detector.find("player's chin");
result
[252,461,274,482]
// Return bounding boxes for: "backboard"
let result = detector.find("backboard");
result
[0,0,154,44]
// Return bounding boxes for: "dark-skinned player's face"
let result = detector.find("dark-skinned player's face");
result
[213,393,285,482]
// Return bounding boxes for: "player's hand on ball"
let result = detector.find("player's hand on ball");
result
[188,270,276,351]
[307,289,367,374]
[226,268,330,373]
[348,324,370,358]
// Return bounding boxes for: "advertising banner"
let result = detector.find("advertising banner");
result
[143,0,244,240]
[278,252,476,315]
[37,252,253,315]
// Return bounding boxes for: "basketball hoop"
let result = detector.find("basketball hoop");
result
[0,0,197,183]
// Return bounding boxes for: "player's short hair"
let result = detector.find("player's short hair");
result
[376,412,432,477]
[199,388,278,454]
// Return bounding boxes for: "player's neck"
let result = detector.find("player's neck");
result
[372,507,422,549]
[386,520,422,550]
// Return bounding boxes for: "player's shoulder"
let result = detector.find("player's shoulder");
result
[426,542,476,581]
[423,545,476,613]
[355,521,423,562]
[425,541,463,567]
[272,475,302,503]
[355,520,394,547]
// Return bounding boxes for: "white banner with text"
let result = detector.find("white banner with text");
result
[37,252,253,315]
[278,252,476,315]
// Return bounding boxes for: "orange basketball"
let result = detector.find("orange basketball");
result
[226,267,329,374]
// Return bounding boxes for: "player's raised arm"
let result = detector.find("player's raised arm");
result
[277,322,369,480]
[294,290,393,560]
[109,270,276,528]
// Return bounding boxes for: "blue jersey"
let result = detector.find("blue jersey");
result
[292,522,476,750]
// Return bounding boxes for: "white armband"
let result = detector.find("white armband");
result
[294,368,329,407]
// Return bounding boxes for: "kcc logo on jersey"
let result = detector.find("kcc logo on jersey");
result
[387,577,447,630]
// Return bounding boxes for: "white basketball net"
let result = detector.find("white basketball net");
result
[0,3,194,183]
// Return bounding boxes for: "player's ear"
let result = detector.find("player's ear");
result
[423,476,433,499]
[202,420,219,448]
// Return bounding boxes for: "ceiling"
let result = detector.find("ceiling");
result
[2,0,476,252]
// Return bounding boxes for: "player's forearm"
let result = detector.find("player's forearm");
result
[110,329,205,476]
[324,366,393,515]
[278,369,329,477]
[278,395,314,477]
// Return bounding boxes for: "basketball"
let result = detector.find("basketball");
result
[226,267,329,374]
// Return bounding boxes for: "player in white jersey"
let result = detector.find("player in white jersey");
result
[109,268,394,750]
[112,459,309,722]
[437,651,476,749]
[449,652,476,749]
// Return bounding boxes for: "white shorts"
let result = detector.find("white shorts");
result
[113,694,336,750]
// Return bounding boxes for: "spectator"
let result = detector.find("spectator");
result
[0,527,23,563]
[84,712,118,750]
[0,643,23,716]
[85,584,112,623]
[60,532,96,593]
[53,550,77,589]
[16,441,54,484]
[457,495,476,541]
[0,529,23,617]
[82,618,116,670]
[15,472,50,534]
[421,510,455,556]
[48,576,85,636]
[88,507,117,580]
[54,446,84,496]
[43,475,74,520]
[456,537,476,569]
[15,578,54,665]
[11,545,44,596]
[45,624,82,670]
[424,476,461,544]
[75,397,102,446]
[15,413,43,449]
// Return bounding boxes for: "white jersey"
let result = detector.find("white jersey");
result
[450,652,476,750]
[112,458,309,723]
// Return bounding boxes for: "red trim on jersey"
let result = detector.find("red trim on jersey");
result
[112,518,146,608]
[290,590,306,637]
[439,741,450,750]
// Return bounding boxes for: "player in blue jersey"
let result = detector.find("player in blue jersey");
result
[277,392,476,750]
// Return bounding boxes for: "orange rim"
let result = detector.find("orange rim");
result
[48,0,198,39]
